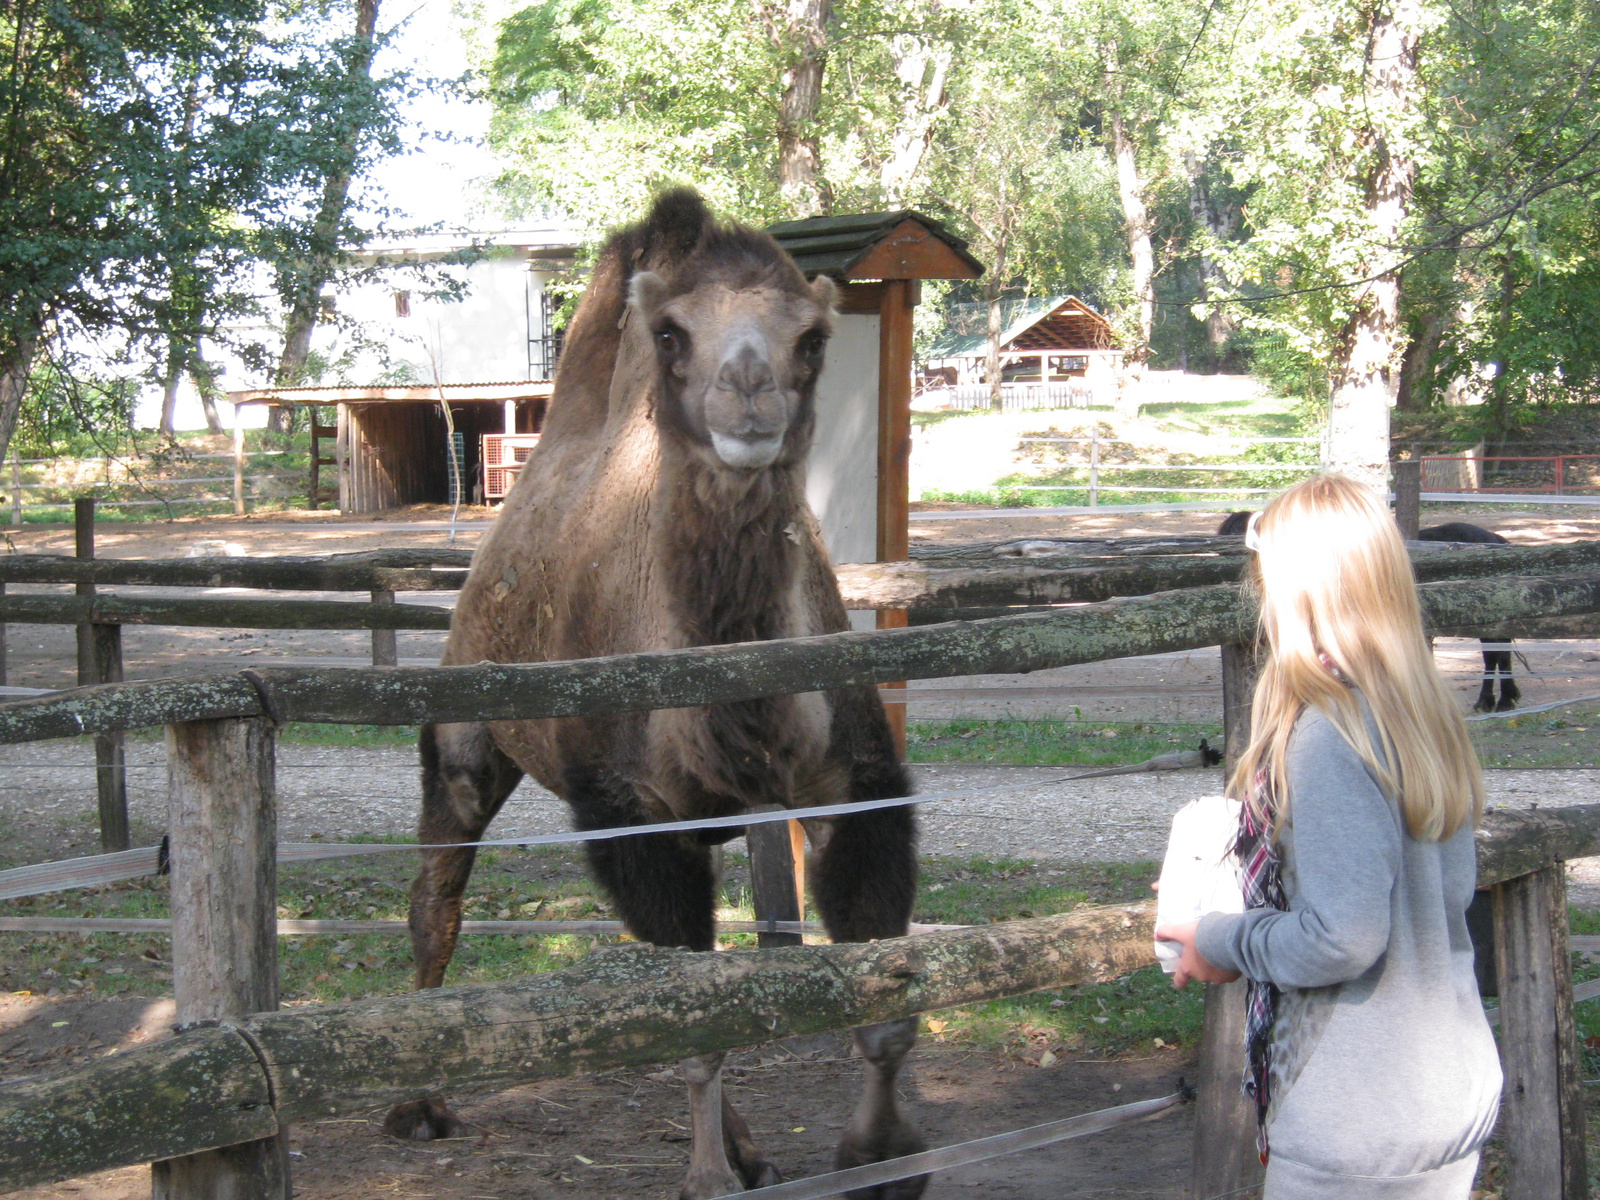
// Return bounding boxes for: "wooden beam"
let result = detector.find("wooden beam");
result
[1190,640,1263,1198]
[876,278,915,564]
[748,809,803,949]
[1493,865,1588,1199]
[0,594,453,631]
[0,549,472,589]
[0,903,1157,1191]
[4,570,1600,741]
[154,717,288,1199]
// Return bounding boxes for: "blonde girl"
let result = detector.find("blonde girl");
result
[1155,473,1501,1199]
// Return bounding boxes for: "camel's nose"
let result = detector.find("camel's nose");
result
[717,344,777,402]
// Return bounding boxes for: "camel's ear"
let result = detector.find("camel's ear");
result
[628,270,669,319]
[809,274,838,313]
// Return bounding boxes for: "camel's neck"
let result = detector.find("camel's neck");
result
[656,455,809,648]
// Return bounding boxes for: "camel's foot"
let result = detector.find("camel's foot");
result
[832,1117,928,1200]
[383,1095,465,1141]
[722,1095,782,1189]
[678,1162,746,1200]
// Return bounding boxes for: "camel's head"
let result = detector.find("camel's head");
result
[625,203,837,473]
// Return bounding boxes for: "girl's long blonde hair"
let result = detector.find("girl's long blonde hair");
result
[1229,473,1484,841]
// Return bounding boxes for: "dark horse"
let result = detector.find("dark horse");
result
[1216,511,1520,712]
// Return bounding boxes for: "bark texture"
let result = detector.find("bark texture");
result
[1324,0,1423,493]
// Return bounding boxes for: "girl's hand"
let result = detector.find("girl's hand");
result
[1153,919,1242,989]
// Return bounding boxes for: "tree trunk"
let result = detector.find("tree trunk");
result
[194,346,224,434]
[1108,109,1154,368]
[1182,150,1236,353]
[985,240,1008,412]
[762,0,833,215]
[158,357,182,439]
[879,40,950,204]
[0,326,39,470]
[272,0,381,422]
[1324,0,1422,494]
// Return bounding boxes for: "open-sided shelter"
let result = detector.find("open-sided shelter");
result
[920,295,1122,410]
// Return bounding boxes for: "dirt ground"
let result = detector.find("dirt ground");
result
[0,994,1193,1200]
[1,504,1597,1199]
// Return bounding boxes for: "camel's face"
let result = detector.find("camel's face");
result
[629,271,837,471]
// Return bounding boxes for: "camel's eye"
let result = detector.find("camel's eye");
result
[797,329,827,368]
[655,325,685,358]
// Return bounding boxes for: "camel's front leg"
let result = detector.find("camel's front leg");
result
[813,800,928,1200]
[567,765,781,1195]
[835,1018,926,1198]
[681,1053,756,1199]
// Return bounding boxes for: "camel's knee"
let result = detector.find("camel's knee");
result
[420,722,522,835]
[813,806,918,943]
[853,1016,919,1069]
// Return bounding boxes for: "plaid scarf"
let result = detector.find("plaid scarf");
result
[1236,651,1349,1164]
[1235,765,1285,1164]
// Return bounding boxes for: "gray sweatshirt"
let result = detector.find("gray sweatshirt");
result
[1196,705,1501,1192]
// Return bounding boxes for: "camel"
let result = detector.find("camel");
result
[1218,510,1521,711]
[384,189,926,1200]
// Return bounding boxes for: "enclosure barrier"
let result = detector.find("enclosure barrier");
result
[3,569,1598,743]
[0,803,1591,1195]
[1,554,1598,1199]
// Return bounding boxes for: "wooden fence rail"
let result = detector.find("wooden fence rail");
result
[2,538,1598,609]
[0,802,1589,1194]
[2,569,1598,744]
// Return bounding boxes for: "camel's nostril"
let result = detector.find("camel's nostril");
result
[718,345,777,398]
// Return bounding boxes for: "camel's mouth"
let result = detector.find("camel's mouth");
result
[709,431,784,470]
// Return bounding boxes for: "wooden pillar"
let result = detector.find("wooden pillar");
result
[75,499,129,851]
[0,580,7,687]
[748,810,802,949]
[1493,864,1587,1199]
[232,422,246,517]
[335,402,351,515]
[153,717,289,1200]
[876,278,916,755]
[1394,452,1421,542]
[1191,639,1263,1199]
[370,589,398,667]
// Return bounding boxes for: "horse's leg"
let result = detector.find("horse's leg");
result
[566,764,776,1197]
[385,722,523,1141]
[814,799,927,1200]
[1474,644,1497,713]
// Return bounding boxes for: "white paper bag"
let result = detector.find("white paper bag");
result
[1154,794,1244,973]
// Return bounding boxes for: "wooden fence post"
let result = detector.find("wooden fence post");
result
[1493,864,1587,1199]
[1394,452,1421,542]
[1191,639,1263,1199]
[370,589,398,666]
[748,808,803,949]
[152,716,289,1200]
[75,498,128,850]
[232,423,246,517]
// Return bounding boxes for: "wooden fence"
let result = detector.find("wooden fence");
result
[0,542,1598,1197]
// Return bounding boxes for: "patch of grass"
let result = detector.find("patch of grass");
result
[1469,706,1600,769]
[907,717,1223,767]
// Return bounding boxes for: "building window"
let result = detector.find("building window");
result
[394,291,411,318]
